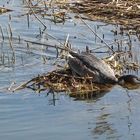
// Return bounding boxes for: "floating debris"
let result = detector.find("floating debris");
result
[0,7,12,14]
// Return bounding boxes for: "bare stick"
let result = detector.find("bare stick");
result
[24,39,72,52]
[25,0,47,29]
[11,78,35,92]
[8,81,16,91]
[64,34,69,47]
[79,15,115,53]
[27,13,30,28]
[91,38,129,51]
[0,25,4,40]
[8,23,13,40]
[40,27,64,46]
[24,1,63,46]
[6,27,13,50]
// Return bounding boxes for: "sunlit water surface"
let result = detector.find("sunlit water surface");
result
[0,0,140,140]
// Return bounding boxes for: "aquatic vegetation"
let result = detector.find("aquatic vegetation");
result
[0,0,140,97]
[69,0,140,30]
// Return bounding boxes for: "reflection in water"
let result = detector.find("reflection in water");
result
[69,90,110,101]
[120,83,140,90]
[92,113,119,139]
[46,89,59,106]
[45,89,108,106]
[126,90,133,135]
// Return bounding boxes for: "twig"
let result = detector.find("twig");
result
[52,71,93,80]
[25,0,66,46]
[6,27,14,51]
[41,27,64,46]
[91,38,129,51]
[8,23,13,40]
[0,25,4,40]
[11,79,35,92]
[25,0,47,29]
[64,34,69,47]
[78,15,115,53]
[27,13,30,28]
[8,81,16,91]
[24,39,72,52]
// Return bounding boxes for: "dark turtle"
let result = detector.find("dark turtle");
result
[68,52,140,84]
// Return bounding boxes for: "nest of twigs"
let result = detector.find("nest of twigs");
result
[15,68,114,97]
[10,63,139,101]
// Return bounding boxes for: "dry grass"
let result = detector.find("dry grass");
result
[69,0,140,34]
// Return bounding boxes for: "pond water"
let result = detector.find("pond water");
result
[0,0,140,140]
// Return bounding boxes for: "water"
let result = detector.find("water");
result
[0,0,140,140]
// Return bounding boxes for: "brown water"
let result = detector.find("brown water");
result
[0,0,140,140]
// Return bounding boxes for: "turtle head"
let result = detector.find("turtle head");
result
[118,75,140,85]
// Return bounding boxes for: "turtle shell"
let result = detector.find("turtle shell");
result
[68,52,118,84]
